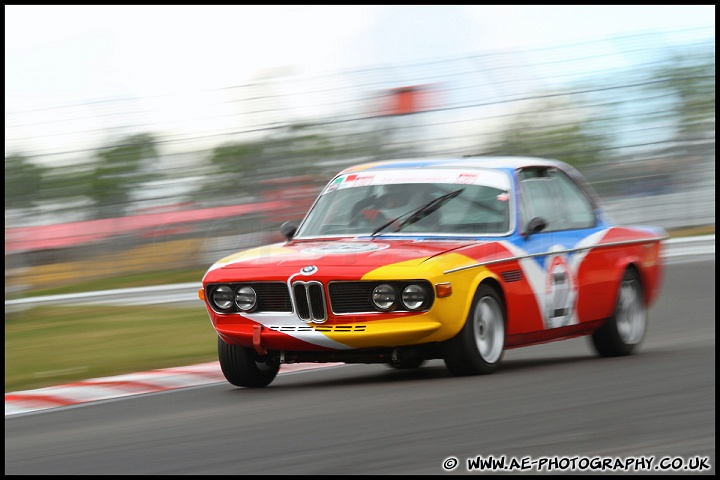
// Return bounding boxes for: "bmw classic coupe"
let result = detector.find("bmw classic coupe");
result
[199,156,667,388]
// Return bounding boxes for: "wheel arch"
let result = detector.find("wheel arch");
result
[615,261,645,306]
[436,270,506,341]
[478,276,506,312]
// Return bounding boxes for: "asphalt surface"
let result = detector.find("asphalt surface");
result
[4,258,715,475]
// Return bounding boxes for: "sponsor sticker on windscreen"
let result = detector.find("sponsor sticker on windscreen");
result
[324,169,510,194]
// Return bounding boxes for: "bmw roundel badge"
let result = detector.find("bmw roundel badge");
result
[300,265,318,275]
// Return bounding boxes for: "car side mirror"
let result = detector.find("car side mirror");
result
[523,217,547,238]
[280,222,297,240]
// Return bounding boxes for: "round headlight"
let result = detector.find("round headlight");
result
[402,284,427,310]
[372,284,396,311]
[235,286,257,312]
[212,285,234,310]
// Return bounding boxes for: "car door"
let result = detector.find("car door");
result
[514,166,605,331]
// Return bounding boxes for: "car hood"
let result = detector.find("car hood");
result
[208,237,482,271]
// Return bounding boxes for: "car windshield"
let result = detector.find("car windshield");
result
[294,168,512,237]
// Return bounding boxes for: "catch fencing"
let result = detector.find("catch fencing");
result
[4,28,715,289]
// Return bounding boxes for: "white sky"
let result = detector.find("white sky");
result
[4,5,715,160]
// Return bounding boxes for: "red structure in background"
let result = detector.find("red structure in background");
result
[5,175,328,255]
[259,174,325,223]
[4,200,295,254]
[376,85,437,116]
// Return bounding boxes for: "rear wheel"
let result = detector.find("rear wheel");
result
[591,268,646,357]
[443,284,505,375]
[218,336,280,388]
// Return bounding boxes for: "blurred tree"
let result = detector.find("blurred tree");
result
[263,122,337,175]
[89,133,159,218]
[40,164,94,204]
[479,93,612,169]
[204,139,266,202]
[643,48,715,143]
[5,154,45,210]
[203,122,339,203]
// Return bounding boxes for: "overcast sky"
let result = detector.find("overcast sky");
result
[4,5,715,159]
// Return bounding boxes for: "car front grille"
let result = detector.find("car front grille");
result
[328,280,434,314]
[291,281,327,323]
[210,280,433,319]
[252,282,294,311]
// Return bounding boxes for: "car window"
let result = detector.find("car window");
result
[441,185,510,232]
[520,177,564,230]
[552,171,596,228]
[295,170,512,237]
[519,167,595,232]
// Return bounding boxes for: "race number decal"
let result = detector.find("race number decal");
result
[544,254,578,328]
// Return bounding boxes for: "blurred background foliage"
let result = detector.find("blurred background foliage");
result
[5,31,715,294]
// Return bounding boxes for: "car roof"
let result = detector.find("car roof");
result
[338,156,568,174]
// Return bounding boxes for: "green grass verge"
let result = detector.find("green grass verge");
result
[5,304,217,393]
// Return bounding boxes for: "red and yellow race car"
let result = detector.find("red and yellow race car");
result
[199,156,667,388]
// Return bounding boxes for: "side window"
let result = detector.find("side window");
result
[519,167,596,232]
[520,177,564,231]
[550,170,596,228]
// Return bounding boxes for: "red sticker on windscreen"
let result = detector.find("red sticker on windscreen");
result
[456,173,478,184]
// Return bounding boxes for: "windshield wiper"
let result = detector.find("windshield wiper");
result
[370,188,464,237]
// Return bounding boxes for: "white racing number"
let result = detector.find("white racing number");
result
[544,254,578,329]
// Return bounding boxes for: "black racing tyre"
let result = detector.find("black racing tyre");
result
[218,336,280,388]
[443,284,505,376]
[591,268,647,357]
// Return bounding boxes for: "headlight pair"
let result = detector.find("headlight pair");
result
[372,283,428,311]
[210,285,257,312]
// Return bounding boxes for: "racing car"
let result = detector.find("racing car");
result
[199,156,667,387]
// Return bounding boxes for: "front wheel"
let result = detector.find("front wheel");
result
[218,336,280,388]
[590,268,647,357]
[443,284,505,375]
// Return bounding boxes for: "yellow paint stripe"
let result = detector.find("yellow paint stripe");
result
[323,318,442,348]
[210,243,293,269]
[318,252,498,348]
